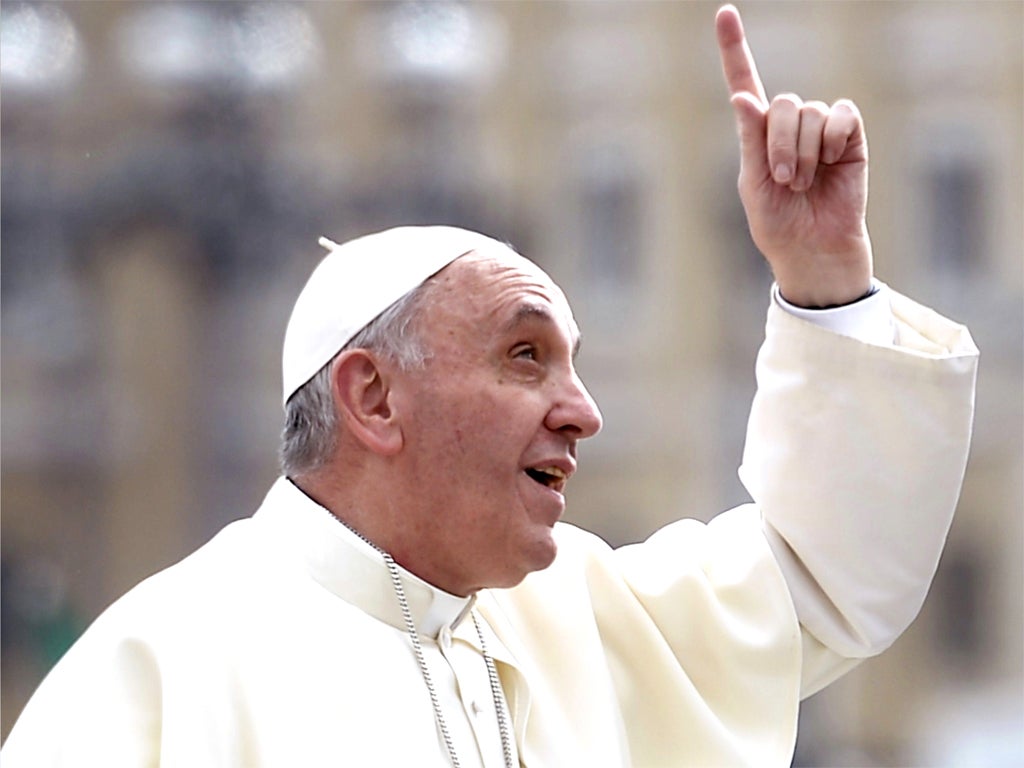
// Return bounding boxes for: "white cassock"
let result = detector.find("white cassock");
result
[1,284,978,767]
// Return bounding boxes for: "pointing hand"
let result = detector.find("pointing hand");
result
[716,4,873,308]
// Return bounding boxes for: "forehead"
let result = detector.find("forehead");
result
[424,246,579,344]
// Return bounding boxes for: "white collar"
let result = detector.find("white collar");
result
[253,477,474,639]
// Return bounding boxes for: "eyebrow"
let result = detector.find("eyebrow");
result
[502,303,582,359]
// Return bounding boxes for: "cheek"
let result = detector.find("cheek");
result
[413,389,503,467]
[448,410,516,472]
[407,372,542,483]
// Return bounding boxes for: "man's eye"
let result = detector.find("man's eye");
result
[512,344,537,360]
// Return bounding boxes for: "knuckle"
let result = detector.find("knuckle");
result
[771,93,802,110]
[832,98,861,115]
[803,100,830,118]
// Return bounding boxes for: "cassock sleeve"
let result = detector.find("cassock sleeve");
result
[740,286,978,698]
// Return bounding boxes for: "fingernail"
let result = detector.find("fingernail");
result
[775,163,792,183]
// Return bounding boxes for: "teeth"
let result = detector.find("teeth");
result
[525,466,568,487]
[538,466,566,479]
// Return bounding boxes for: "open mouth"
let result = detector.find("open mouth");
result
[524,466,567,492]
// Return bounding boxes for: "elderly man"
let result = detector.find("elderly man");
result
[3,6,977,767]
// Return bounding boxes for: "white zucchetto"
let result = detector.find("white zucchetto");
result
[282,225,506,405]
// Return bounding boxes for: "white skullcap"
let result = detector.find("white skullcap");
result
[282,225,506,405]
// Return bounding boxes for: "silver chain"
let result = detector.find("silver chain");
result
[383,552,462,765]
[381,552,516,768]
[471,612,516,768]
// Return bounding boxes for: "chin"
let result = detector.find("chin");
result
[518,535,559,581]
[483,540,558,591]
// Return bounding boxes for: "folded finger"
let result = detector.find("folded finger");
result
[767,93,802,185]
[794,101,829,191]
[822,99,862,164]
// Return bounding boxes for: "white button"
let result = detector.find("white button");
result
[439,626,452,649]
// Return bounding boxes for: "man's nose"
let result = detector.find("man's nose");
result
[546,371,603,439]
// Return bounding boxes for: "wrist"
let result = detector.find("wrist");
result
[773,252,873,309]
[758,228,874,308]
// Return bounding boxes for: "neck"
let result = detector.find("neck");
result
[289,471,477,598]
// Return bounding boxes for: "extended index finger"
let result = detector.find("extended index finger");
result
[715,4,768,106]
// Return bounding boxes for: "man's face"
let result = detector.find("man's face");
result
[391,247,603,594]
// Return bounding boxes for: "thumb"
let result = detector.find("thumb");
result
[730,91,768,180]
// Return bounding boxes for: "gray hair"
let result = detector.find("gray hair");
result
[279,280,434,477]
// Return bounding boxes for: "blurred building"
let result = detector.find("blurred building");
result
[2,1,1021,764]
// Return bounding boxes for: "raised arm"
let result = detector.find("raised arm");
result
[715,4,873,308]
[716,5,979,700]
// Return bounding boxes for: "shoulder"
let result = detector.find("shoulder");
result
[63,516,277,659]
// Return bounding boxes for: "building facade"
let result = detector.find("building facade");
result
[2,2,1021,763]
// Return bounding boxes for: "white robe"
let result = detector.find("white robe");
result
[2,287,978,767]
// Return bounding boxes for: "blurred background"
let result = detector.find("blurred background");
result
[1,1,1021,764]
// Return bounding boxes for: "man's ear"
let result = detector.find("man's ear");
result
[330,350,403,456]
